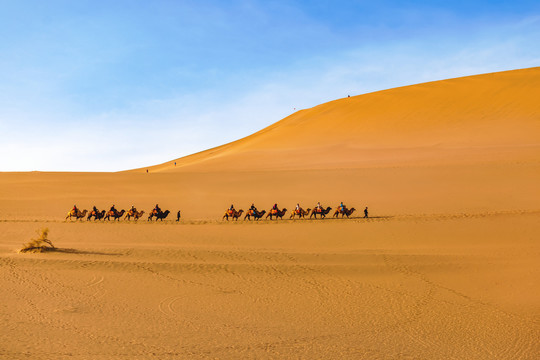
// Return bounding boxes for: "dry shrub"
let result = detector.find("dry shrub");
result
[20,228,56,253]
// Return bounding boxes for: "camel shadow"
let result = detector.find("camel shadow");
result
[54,248,123,256]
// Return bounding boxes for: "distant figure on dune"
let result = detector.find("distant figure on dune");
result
[364,207,368,218]
[176,210,181,221]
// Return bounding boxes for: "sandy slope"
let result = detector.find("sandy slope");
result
[1,67,539,359]
[142,67,540,172]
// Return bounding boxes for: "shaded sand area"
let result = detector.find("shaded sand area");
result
[1,68,539,358]
[0,215,539,359]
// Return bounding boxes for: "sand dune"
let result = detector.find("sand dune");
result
[1,67,539,359]
[143,67,540,172]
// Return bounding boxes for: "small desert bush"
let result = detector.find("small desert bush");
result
[20,228,56,253]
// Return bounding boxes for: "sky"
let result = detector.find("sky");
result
[1,0,539,172]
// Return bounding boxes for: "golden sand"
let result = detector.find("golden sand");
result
[1,68,539,359]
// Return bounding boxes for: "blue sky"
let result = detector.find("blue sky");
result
[1,0,539,171]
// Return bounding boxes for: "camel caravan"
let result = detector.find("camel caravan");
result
[66,202,368,222]
[66,204,180,222]
[223,202,368,221]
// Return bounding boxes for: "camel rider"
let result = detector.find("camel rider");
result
[110,204,116,213]
[229,204,235,215]
[131,205,137,213]
[296,203,300,214]
[340,202,346,212]
[250,203,258,214]
[316,202,322,212]
[272,203,279,214]
[72,205,79,215]
[154,204,161,215]
[93,205,98,214]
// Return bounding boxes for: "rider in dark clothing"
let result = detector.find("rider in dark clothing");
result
[110,204,116,212]
[153,204,161,214]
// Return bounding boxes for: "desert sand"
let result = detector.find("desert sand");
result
[1,67,539,359]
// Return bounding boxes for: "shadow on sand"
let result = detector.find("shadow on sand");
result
[53,248,123,256]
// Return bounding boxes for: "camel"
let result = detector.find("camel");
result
[266,208,287,220]
[309,206,332,219]
[223,209,243,221]
[104,209,125,221]
[125,209,145,220]
[290,208,311,219]
[87,209,106,221]
[148,209,170,221]
[333,207,356,218]
[66,209,87,221]
[244,209,266,221]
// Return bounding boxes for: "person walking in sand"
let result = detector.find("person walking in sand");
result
[364,207,368,218]
[176,210,181,221]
